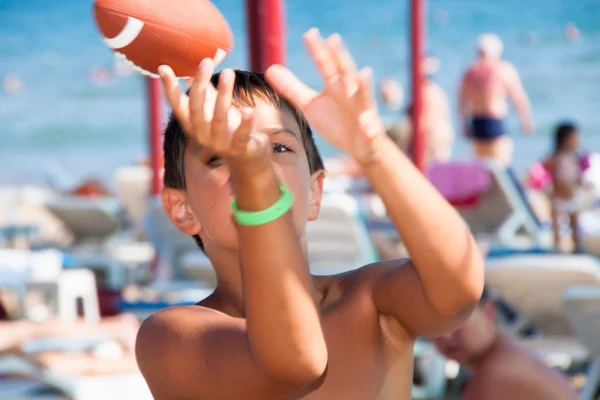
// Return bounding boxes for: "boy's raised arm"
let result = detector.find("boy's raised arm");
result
[266,29,484,337]
[365,139,484,336]
[136,61,327,399]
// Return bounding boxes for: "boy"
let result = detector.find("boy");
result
[432,287,578,400]
[136,28,484,399]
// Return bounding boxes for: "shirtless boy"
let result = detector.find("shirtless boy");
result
[432,287,578,400]
[136,28,484,399]
[459,33,534,166]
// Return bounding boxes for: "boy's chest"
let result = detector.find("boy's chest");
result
[285,291,414,400]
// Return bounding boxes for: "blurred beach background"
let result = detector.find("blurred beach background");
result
[1,0,599,185]
[2,0,600,398]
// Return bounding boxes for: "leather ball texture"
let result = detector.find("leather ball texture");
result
[94,0,233,77]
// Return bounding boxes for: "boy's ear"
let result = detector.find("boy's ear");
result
[161,188,202,235]
[308,170,325,221]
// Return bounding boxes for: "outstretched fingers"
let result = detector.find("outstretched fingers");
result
[212,68,236,153]
[158,65,193,134]
[303,28,338,83]
[230,108,254,155]
[305,28,360,103]
[265,65,317,110]
[189,58,216,144]
[326,34,358,97]
[356,67,381,138]
[357,67,375,111]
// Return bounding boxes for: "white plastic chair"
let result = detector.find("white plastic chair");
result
[57,269,100,323]
[28,269,100,323]
[0,248,63,319]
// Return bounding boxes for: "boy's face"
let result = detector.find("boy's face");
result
[162,98,324,253]
[431,301,496,365]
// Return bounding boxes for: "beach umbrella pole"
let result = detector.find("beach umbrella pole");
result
[246,0,286,72]
[147,77,163,196]
[410,0,426,172]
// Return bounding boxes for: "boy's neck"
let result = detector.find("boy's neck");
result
[204,247,246,317]
[203,242,323,318]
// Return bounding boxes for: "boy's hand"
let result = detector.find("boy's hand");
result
[266,28,386,166]
[158,60,270,171]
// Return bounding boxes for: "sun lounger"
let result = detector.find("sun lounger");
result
[439,159,600,255]
[306,192,379,275]
[0,352,152,400]
[563,286,600,400]
[0,378,63,399]
[113,165,152,228]
[440,160,547,248]
[487,253,600,336]
[45,197,124,245]
[485,254,600,368]
[0,335,152,400]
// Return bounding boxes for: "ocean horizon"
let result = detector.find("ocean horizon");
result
[1,0,599,187]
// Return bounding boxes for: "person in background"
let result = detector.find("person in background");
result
[543,122,594,252]
[459,33,534,166]
[379,77,404,112]
[432,287,579,400]
[421,56,454,164]
[381,56,454,166]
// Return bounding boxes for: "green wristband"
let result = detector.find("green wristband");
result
[231,184,294,226]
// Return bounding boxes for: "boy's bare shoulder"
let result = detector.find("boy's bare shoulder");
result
[136,305,246,357]
[136,306,287,399]
[135,305,242,369]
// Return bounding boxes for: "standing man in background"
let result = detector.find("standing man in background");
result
[381,56,455,166]
[459,33,534,166]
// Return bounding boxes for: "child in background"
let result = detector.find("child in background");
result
[543,122,593,252]
[432,287,578,400]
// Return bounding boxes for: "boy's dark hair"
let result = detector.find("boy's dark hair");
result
[554,121,578,153]
[163,70,325,251]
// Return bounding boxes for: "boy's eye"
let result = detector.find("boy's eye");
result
[207,144,290,165]
[208,154,222,164]
[273,143,291,153]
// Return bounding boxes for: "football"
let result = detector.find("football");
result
[93,0,233,78]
